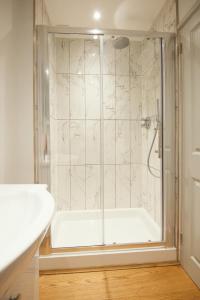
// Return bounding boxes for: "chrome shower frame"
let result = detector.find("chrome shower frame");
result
[35,25,177,259]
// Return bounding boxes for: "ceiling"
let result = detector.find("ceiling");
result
[45,0,166,31]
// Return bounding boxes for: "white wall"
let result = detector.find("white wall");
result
[0,0,34,183]
[151,0,176,32]
[178,0,198,24]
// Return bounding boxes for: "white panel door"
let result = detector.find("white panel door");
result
[180,6,200,288]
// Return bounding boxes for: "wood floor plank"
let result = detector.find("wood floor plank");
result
[40,266,200,300]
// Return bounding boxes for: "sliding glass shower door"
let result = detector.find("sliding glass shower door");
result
[102,35,162,245]
[46,31,166,249]
[48,33,104,247]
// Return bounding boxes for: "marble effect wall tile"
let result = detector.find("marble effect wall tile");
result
[154,176,162,225]
[104,120,115,164]
[85,75,100,119]
[141,126,148,165]
[56,74,69,119]
[131,121,142,164]
[71,166,85,209]
[103,75,115,119]
[116,47,129,76]
[49,68,57,118]
[116,165,130,208]
[70,75,85,119]
[140,164,149,213]
[49,36,57,118]
[130,41,142,76]
[103,39,115,75]
[50,117,57,164]
[146,168,162,226]
[130,75,142,120]
[56,120,70,165]
[86,165,100,209]
[116,76,130,119]
[104,165,115,208]
[131,164,142,208]
[56,38,69,74]
[56,166,70,210]
[70,39,84,74]
[86,120,100,164]
[70,120,85,165]
[141,94,147,119]
[116,120,130,164]
[50,163,57,200]
[85,40,100,74]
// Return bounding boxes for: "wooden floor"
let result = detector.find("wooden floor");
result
[40,266,200,300]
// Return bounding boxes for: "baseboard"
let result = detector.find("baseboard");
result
[39,246,177,271]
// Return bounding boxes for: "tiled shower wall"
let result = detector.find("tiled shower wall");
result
[49,35,161,225]
[146,0,177,225]
[140,38,162,225]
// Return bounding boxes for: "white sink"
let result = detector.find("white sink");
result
[0,185,55,298]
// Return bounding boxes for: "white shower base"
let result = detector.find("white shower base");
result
[51,208,161,248]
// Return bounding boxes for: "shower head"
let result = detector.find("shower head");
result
[112,36,129,50]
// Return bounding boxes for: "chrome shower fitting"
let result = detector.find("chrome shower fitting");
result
[141,117,151,129]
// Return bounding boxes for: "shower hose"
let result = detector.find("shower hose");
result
[147,125,160,179]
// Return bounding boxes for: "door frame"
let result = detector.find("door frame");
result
[35,25,177,256]
[178,1,200,287]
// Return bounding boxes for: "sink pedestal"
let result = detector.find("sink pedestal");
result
[2,253,39,300]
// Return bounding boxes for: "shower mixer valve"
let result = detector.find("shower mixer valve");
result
[141,117,151,129]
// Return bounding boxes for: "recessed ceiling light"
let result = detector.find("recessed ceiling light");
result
[93,10,101,21]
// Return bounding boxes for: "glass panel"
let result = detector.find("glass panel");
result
[48,33,104,247]
[35,27,51,187]
[47,32,164,249]
[162,36,176,245]
[102,35,163,245]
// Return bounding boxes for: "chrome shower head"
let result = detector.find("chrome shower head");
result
[112,36,129,50]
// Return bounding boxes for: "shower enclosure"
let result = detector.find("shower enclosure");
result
[36,26,176,264]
